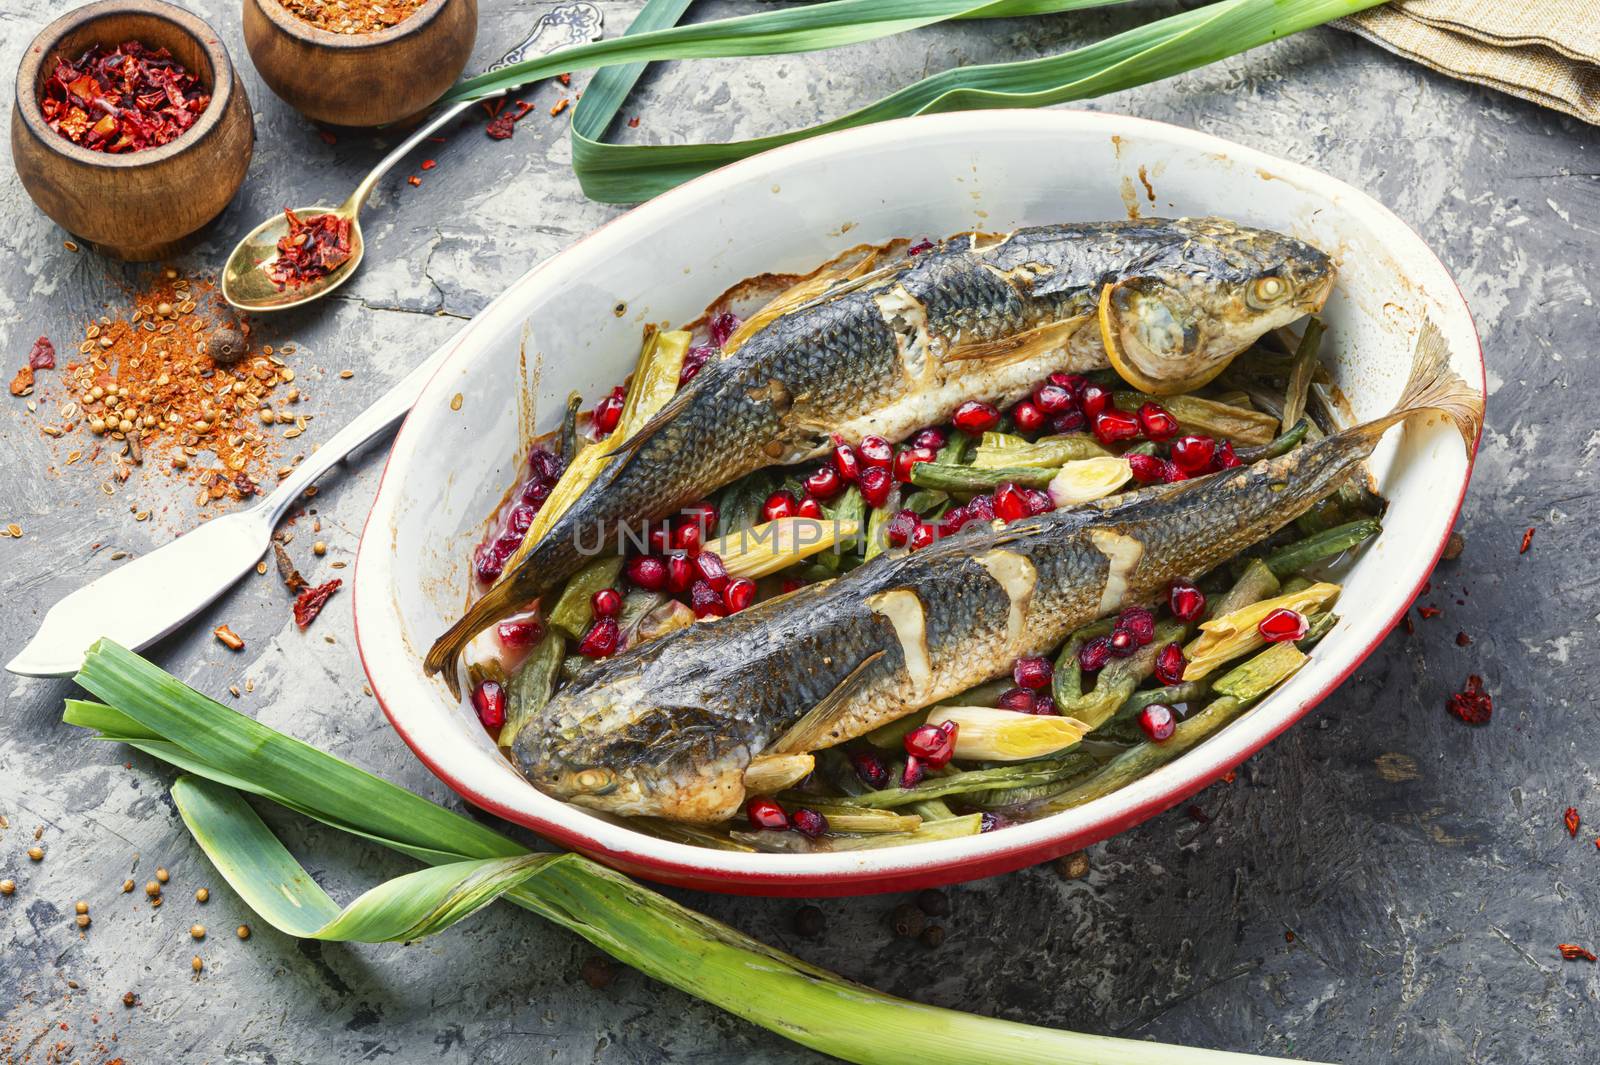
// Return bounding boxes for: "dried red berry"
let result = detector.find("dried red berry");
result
[952,400,1002,434]
[1128,452,1166,484]
[1168,580,1206,622]
[1138,703,1177,742]
[1170,435,1216,473]
[1566,807,1581,838]
[886,509,919,548]
[1154,642,1187,686]
[472,681,506,729]
[804,465,844,501]
[665,552,694,594]
[859,465,893,508]
[1447,674,1492,724]
[694,551,729,591]
[858,435,894,469]
[746,797,789,831]
[1012,656,1053,690]
[1011,400,1045,433]
[626,555,667,591]
[909,522,936,551]
[994,483,1031,523]
[1092,409,1141,445]
[852,750,890,789]
[762,490,798,522]
[996,687,1038,713]
[1258,608,1308,642]
[724,577,756,613]
[893,446,937,482]
[904,722,958,768]
[792,807,828,839]
[689,580,726,618]
[497,617,544,649]
[590,588,622,619]
[1136,401,1180,441]
[831,437,861,483]
[1078,635,1113,672]
[578,617,620,657]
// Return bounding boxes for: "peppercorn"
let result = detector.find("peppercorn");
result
[123,991,137,1007]
[1057,850,1090,880]
[890,903,925,939]
[580,956,617,990]
[915,889,949,917]
[210,326,246,366]
[792,905,826,938]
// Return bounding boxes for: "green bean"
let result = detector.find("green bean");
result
[1050,618,1118,709]
[902,489,949,516]
[1125,441,1158,457]
[936,429,977,466]
[1278,575,1313,596]
[822,814,984,850]
[1207,558,1280,619]
[548,557,627,638]
[909,462,1056,493]
[1297,611,1339,650]
[863,486,900,561]
[1236,418,1309,463]
[559,391,582,461]
[827,486,865,541]
[1094,680,1214,743]
[971,433,1109,469]
[851,753,1101,809]
[1212,643,1304,700]
[1060,619,1188,729]
[1113,391,1279,445]
[1267,518,1382,575]
[1280,316,1324,432]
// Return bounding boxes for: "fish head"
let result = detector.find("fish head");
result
[512,672,750,824]
[1100,218,1335,394]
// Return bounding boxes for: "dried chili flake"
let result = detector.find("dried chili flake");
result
[550,98,570,117]
[9,366,34,397]
[40,42,211,154]
[266,209,352,290]
[420,158,436,170]
[1558,944,1596,962]
[292,579,341,628]
[1418,605,1441,619]
[317,128,338,146]
[559,72,571,86]
[407,175,422,187]
[627,116,640,128]
[1520,527,1535,554]
[276,0,425,34]
[1446,673,1492,725]
[485,112,516,140]
[28,337,56,370]
[1565,807,1581,838]
[1455,631,1472,646]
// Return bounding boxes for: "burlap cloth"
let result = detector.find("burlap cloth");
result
[1337,1,1600,124]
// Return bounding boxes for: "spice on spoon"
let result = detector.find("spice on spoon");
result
[266,209,353,290]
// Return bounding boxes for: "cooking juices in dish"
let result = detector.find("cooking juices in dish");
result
[440,219,1482,852]
[40,42,211,154]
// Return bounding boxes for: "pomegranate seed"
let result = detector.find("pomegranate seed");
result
[694,550,729,591]
[679,344,713,386]
[520,479,551,506]
[1024,488,1054,515]
[1155,642,1187,685]
[909,522,936,551]
[1078,635,1113,672]
[708,311,741,347]
[673,522,703,554]
[1108,627,1138,658]
[908,238,935,255]
[831,437,861,483]
[1012,656,1053,690]
[791,807,828,839]
[780,577,806,593]
[938,503,972,537]
[886,509,919,547]
[980,812,1008,832]
[994,483,1031,523]
[1170,435,1216,473]
[804,465,844,501]
[746,797,789,831]
[471,680,506,729]
[647,523,672,555]
[680,501,719,538]
[1092,408,1141,445]
[1258,608,1309,642]
[913,427,947,451]
[966,494,996,523]
[1118,606,1156,646]
[852,750,890,789]
[859,435,894,469]
[953,400,1001,434]
[578,617,620,658]
[591,587,622,619]
[900,756,926,788]
[797,497,824,519]
[527,447,562,483]
[497,617,544,649]
[1161,461,1189,484]
[1081,384,1112,418]
[1051,373,1087,402]
[893,446,937,482]
[1136,402,1180,441]
[1011,400,1045,433]
[1138,703,1177,742]
[1214,441,1242,469]
[1031,692,1059,716]
[626,555,667,591]
[492,531,522,560]
[1128,452,1166,484]
[665,552,694,594]
[904,721,957,768]
[762,490,798,522]
[1048,408,1086,434]
[690,580,726,618]
[996,687,1038,713]
[723,577,756,613]
[1168,580,1206,621]
[1034,383,1073,414]
[592,392,624,436]
[473,543,504,584]
[859,465,893,508]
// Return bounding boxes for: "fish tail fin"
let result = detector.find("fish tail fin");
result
[424,577,530,696]
[1348,319,1483,451]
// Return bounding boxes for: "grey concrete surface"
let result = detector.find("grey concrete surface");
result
[3,2,1597,1062]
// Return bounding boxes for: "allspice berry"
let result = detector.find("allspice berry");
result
[210,325,246,366]
[74,900,89,915]
[155,867,170,883]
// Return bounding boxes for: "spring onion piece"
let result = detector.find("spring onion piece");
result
[1048,456,1133,508]
[774,799,925,833]
[845,752,1099,808]
[1264,519,1381,577]
[547,557,627,638]
[1183,582,1340,680]
[1297,610,1339,649]
[1210,642,1306,700]
[972,432,1110,469]
[1280,317,1325,432]
[910,462,1057,493]
[1209,558,1280,619]
[705,517,861,579]
[863,484,901,561]
[631,818,757,851]
[1114,391,1279,444]
[925,706,1090,761]
[500,630,563,749]
[743,753,815,794]
[637,599,695,644]
[824,813,985,850]
[1235,418,1309,462]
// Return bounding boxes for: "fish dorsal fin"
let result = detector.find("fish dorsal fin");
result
[767,650,885,755]
[945,318,1085,366]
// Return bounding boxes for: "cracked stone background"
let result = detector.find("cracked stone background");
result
[2,2,1598,1063]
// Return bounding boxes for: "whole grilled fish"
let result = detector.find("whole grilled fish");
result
[427,217,1334,683]
[512,325,1480,823]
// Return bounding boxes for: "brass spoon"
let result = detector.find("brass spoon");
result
[221,1,603,313]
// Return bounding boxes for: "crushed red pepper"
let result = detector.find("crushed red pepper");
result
[267,210,352,290]
[276,0,425,34]
[1558,944,1596,962]
[293,578,341,628]
[1455,631,1472,646]
[1446,674,1492,724]
[1565,807,1581,838]
[1418,605,1441,619]
[1520,527,1535,553]
[40,42,210,154]
[29,337,56,370]
[484,98,536,140]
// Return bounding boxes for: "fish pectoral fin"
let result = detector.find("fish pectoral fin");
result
[605,384,695,458]
[767,650,886,755]
[945,317,1085,366]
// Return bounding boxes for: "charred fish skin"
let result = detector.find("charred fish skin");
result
[427,218,1333,680]
[513,329,1478,824]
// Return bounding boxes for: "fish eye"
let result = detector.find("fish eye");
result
[566,767,619,795]
[1248,275,1289,309]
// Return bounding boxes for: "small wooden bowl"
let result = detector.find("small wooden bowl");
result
[243,0,477,128]
[11,0,255,262]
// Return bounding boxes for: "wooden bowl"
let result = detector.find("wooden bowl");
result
[242,0,476,128]
[10,0,255,262]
